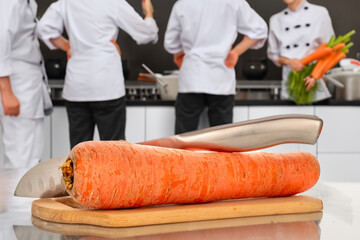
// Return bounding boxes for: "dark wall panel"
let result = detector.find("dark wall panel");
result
[36,0,360,80]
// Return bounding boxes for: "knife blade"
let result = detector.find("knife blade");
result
[14,156,68,198]
[14,114,323,198]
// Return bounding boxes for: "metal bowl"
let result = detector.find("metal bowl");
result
[156,75,178,101]
[325,67,360,101]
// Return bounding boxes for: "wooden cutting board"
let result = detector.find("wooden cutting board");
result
[32,195,322,227]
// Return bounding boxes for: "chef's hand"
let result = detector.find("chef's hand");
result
[50,36,72,60]
[225,50,239,68]
[173,51,185,68]
[0,76,20,116]
[1,91,20,116]
[304,76,316,92]
[142,0,154,19]
[66,49,72,60]
[288,59,304,72]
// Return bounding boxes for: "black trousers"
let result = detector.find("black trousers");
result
[175,93,234,134]
[65,97,126,148]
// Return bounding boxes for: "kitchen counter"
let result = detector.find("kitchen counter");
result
[48,79,360,106]
[51,99,360,107]
[1,168,359,239]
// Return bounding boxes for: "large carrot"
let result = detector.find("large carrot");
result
[60,141,320,209]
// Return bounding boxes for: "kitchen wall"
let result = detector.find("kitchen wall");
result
[37,0,360,81]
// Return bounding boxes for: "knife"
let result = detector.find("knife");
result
[14,114,323,198]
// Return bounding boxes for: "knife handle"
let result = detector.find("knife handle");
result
[141,114,323,152]
[178,114,323,152]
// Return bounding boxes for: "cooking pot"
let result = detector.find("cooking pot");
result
[156,74,178,100]
[242,58,267,80]
[324,67,360,101]
[142,64,178,100]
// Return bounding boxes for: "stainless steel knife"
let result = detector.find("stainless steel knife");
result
[14,114,323,198]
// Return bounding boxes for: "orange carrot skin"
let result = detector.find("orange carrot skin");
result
[311,58,327,80]
[331,43,346,52]
[67,141,320,209]
[301,47,332,66]
[321,52,346,76]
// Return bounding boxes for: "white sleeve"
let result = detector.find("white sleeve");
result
[36,1,64,50]
[0,1,14,77]
[163,4,183,54]
[237,0,268,49]
[113,0,158,45]
[267,17,282,67]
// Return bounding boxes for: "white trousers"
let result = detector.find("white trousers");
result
[0,116,44,168]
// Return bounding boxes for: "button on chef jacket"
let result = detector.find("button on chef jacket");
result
[164,0,268,95]
[267,0,334,101]
[0,0,45,118]
[37,0,158,102]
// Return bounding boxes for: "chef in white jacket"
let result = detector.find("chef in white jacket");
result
[164,0,268,134]
[37,0,158,148]
[267,0,334,102]
[0,0,51,168]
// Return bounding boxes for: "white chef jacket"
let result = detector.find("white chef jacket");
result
[37,0,159,102]
[0,0,46,118]
[267,0,334,102]
[164,0,268,95]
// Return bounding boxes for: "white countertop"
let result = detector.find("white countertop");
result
[0,168,359,239]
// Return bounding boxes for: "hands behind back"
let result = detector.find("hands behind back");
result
[173,51,185,68]
[225,50,239,68]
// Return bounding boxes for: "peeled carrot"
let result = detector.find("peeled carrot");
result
[318,52,346,77]
[61,141,320,209]
[310,58,327,80]
[331,43,346,52]
[309,42,352,80]
[300,45,332,66]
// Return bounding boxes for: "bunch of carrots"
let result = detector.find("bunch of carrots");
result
[288,30,355,105]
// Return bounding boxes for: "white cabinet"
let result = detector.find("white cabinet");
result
[318,153,360,182]
[233,106,249,123]
[315,106,360,182]
[51,107,70,158]
[126,106,145,143]
[315,106,360,153]
[145,106,175,140]
[248,106,316,154]
[42,116,51,161]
